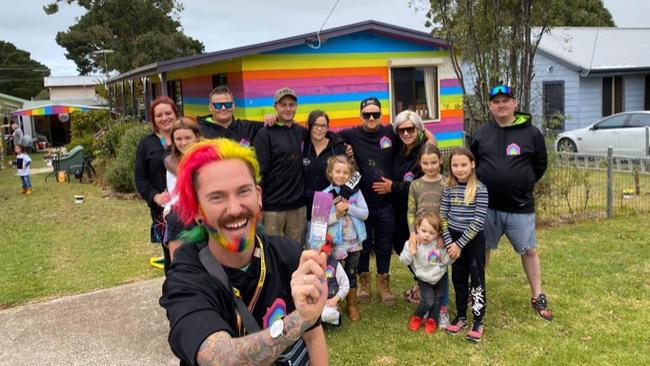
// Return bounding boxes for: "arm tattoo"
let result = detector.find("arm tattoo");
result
[196,312,312,366]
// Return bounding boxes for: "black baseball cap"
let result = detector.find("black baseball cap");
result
[360,97,381,111]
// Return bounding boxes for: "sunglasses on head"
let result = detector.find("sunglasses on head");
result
[489,85,512,97]
[362,112,381,120]
[212,102,233,110]
[397,126,416,135]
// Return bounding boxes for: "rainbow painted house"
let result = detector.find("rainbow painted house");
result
[109,20,464,149]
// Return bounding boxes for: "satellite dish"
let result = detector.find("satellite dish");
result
[58,113,70,123]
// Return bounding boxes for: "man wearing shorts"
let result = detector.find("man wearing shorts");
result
[470,84,553,321]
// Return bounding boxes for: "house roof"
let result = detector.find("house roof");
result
[537,27,650,75]
[0,92,27,104]
[44,75,107,87]
[108,20,446,84]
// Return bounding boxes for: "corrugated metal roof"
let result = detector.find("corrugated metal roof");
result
[537,27,650,75]
[44,75,107,87]
[0,92,27,104]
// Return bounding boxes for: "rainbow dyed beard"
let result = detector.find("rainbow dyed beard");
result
[201,216,257,253]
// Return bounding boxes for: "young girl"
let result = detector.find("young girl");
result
[321,235,351,326]
[399,212,450,334]
[162,117,202,268]
[441,147,488,342]
[323,155,368,321]
[13,145,32,195]
[405,142,450,327]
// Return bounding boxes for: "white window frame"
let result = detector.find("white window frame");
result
[388,57,445,123]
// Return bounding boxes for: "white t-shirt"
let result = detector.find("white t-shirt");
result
[16,153,31,176]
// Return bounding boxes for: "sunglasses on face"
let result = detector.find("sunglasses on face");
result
[362,112,381,120]
[212,102,233,110]
[489,85,512,97]
[397,126,417,135]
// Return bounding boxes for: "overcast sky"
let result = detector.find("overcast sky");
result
[0,0,648,77]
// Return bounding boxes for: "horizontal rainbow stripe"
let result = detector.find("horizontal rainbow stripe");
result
[12,105,105,116]
[174,30,464,148]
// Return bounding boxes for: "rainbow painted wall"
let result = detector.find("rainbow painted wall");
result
[168,31,464,148]
[12,105,103,116]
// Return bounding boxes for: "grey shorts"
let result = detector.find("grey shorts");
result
[484,209,536,255]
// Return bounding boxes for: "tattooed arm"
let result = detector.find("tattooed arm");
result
[196,311,311,366]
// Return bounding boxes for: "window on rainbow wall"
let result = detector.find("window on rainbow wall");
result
[390,66,439,122]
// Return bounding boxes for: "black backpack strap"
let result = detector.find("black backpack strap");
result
[199,246,261,333]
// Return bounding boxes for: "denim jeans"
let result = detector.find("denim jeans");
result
[413,277,445,320]
[20,175,32,189]
[358,204,395,274]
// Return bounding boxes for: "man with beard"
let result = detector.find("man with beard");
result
[160,138,328,366]
[253,87,308,245]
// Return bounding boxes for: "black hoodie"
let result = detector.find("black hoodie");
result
[470,112,547,213]
[197,115,263,146]
[253,123,308,211]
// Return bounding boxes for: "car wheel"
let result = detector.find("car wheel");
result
[557,138,577,153]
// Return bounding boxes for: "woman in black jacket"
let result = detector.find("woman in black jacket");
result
[302,110,346,223]
[135,96,178,268]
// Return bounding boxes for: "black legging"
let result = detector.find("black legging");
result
[449,229,486,323]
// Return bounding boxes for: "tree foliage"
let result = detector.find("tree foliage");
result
[415,0,615,124]
[44,0,204,75]
[0,41,50,99]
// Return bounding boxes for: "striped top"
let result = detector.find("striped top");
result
[440,182,488,249]
[407,176,445,233]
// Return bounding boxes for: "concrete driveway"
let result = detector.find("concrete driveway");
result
[0,277,178,365]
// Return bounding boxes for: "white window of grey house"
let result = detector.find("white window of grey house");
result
[389,61,440,121]
[602,76,623,117]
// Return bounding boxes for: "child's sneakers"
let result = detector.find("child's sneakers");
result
[423,318,437,334]
[438,310,450,329]
[466,320,484,342]
[531,293,554,321]
[446,316,468,334]
[408,316,423,331]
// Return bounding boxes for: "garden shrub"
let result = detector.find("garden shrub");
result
[105,123,151,193]
[95,115,141,160]
[69,110,111,140]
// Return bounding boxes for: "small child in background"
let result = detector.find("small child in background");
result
[321,235,351,326]
[323,155,368,321]
[400,212,450,334]
[13,145,32,195]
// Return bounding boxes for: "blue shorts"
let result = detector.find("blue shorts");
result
[484,209,536,255]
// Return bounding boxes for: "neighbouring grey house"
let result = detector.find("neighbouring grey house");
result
[531,27,650,131]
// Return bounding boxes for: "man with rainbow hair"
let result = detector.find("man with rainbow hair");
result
[160,138,328,366]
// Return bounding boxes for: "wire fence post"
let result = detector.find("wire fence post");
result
[607,146,614,219]
[645,126,649,156]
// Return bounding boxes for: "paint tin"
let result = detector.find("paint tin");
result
[74,195,84,204]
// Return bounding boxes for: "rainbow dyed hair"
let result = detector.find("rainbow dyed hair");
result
[175,138,261,227]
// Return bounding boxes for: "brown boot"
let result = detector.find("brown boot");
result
[376,273,396,306]
[357,272,371,303]
[346,289,360,321]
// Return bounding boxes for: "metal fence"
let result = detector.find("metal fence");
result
[535,146,650,225]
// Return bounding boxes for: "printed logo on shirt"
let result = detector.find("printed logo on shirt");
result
[303,157,311,166]
[325,265,336,278]
[506,143,521,156]
[262,298,287,328]
[403,171,415,182]
[427,248,442,264]
[239,138,250,147]
[379,136,392,149]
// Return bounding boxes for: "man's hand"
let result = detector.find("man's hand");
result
[153,191,170,207]
[372,176,392,194]
[447,242,461,259]
[325,296,340,308]
[345,144,354,159]
[335,200,349,218]
[291,250,327,325]
[263,114,277,126]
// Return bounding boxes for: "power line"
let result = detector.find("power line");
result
[307,0,341,50]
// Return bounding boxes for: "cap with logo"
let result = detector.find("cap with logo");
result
[360,97,381,111]
[274,87,298,103]
[489,84,514,100]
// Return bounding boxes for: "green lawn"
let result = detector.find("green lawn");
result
[1,156,648,365]
[0,155,161,308]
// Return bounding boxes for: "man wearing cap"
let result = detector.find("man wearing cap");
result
[253,87,308,245]
[469,84,553,321]
[337,97,400,306]
[197,85,264,146]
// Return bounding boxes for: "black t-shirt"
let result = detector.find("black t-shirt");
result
[302,133,346,220]
[338,125,399,209]
[197,116,263,147]
[160,233,309,366]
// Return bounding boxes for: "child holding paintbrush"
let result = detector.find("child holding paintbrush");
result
[316,155,368,321]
